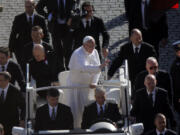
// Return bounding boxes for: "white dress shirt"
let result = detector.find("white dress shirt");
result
[82,18,92,28]
[96,102,105,115]
[156,128,166,135]
[147,89,156,106]
[132,44,141,53]
[48,104,58,118]
[0,59,9,72]
[0,83,10,100]
[26,13,35,24]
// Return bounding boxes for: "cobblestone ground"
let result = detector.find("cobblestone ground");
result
[0,0,180,74]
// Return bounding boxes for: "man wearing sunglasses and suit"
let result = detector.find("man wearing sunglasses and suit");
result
[134,57,173,104]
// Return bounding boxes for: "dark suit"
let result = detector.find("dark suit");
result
[170,57,180,113]
[9,12,49,68]
[108,42,157,85]
[5,60,26,92]
[36,0,74,69]
[134,70,173,104]
[22,41,53,74]
[29,51,63,88]
[130,0,168,56]
[73,16,110,59]
[145,129,177,135]
[130,88,175,132]
[0,84,25,135]
[81,102,121,129]
[35,103,73,130]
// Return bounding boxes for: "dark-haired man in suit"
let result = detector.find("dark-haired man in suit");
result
[35,88,73,130]
[145,113,176,135]
[81,87,121,129]
[108,28,157,88]
[73,1,110,59]
[36,0,75,69]
[0,46,26,93]
[0,72,25,135]
[9,0,49,69]
[131,74,175,133]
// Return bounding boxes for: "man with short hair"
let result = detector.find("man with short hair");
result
[134,57,172,103]
[0,46,26,92]
[0,72,25,135]
[29,44,63,97]
[73,1,110,59]
[108,28,157,87]
[65,36,109,127]
[35,88,73,130]
[131,74,175,132]
[81,87,121,129]
[23,26,53,74]
[145,113,176,135]
[9,0,49,69]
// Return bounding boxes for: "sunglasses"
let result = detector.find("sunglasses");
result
[149,66,158,70]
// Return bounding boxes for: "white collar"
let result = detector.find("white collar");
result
[147,88,156,95]
[26,13,35,21]
[156,128,166,135]
[133,44,141,49]
[142,0,150,5]
[0,59,10,71]
[33,40,43,45]
[0,83,10,99]
[96,102,106,109]
[48,104,58,110]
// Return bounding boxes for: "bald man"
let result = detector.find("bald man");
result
[134,57,172,104]
[9,0,49,70]
[108,28,157,88]
[145,113,176,135]
[29,44,63,98]
[131,74,175,133]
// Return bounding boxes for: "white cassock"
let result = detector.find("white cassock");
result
[65,46,101,128]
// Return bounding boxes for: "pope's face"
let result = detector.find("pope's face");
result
[83,40,95,54]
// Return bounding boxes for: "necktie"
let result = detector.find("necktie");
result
[1,66,5,71]
[51,107,56,120]
[29,16,32,27]
[135,47,139,55]
[86,20,90,30]
[0,90,4,102]
[149,93,153,106]
[99,106,104,117]
[59,0,65,19]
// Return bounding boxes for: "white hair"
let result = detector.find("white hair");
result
[83,36,95,44]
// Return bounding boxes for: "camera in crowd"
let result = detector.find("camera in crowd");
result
[69,1,94,30]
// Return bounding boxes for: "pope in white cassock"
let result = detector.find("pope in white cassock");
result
[65,36,109,128]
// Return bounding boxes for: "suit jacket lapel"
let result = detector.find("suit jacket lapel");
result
[46,104,51,120]
[154,88,158,108]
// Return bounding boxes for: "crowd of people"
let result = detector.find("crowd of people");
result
[0,0,179,134]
